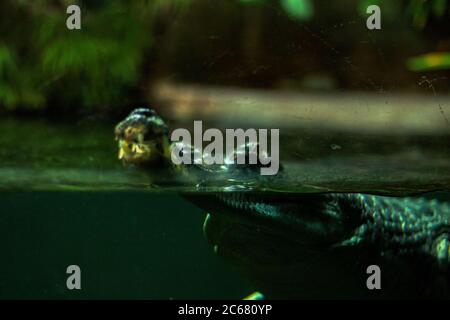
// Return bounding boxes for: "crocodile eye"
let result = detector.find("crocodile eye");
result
[125,127,133,135]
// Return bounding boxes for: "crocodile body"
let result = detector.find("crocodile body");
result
[115,108,450,298]
[186,192,450,298]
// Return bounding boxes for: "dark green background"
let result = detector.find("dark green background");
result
[0,192,252,299]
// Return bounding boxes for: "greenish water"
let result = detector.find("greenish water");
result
[1,117,450,299]
[2,118,450,194]
[0,192,252,299]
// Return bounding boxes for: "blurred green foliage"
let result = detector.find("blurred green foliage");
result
[408,0,449,28]
[240,0,314,21]
[0,0,190,112]
[39,2,147,111]
[280,0,314,21]
[407,52,450,71]
[0,0,448,113]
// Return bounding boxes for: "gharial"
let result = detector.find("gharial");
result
[114,107,450,299]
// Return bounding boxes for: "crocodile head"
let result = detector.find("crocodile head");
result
[114,108,171,166]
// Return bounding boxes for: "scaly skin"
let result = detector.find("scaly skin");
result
[185,192,450,298]
[190,193,450,258]
[116,108,450,298]
[333,194,450,259]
